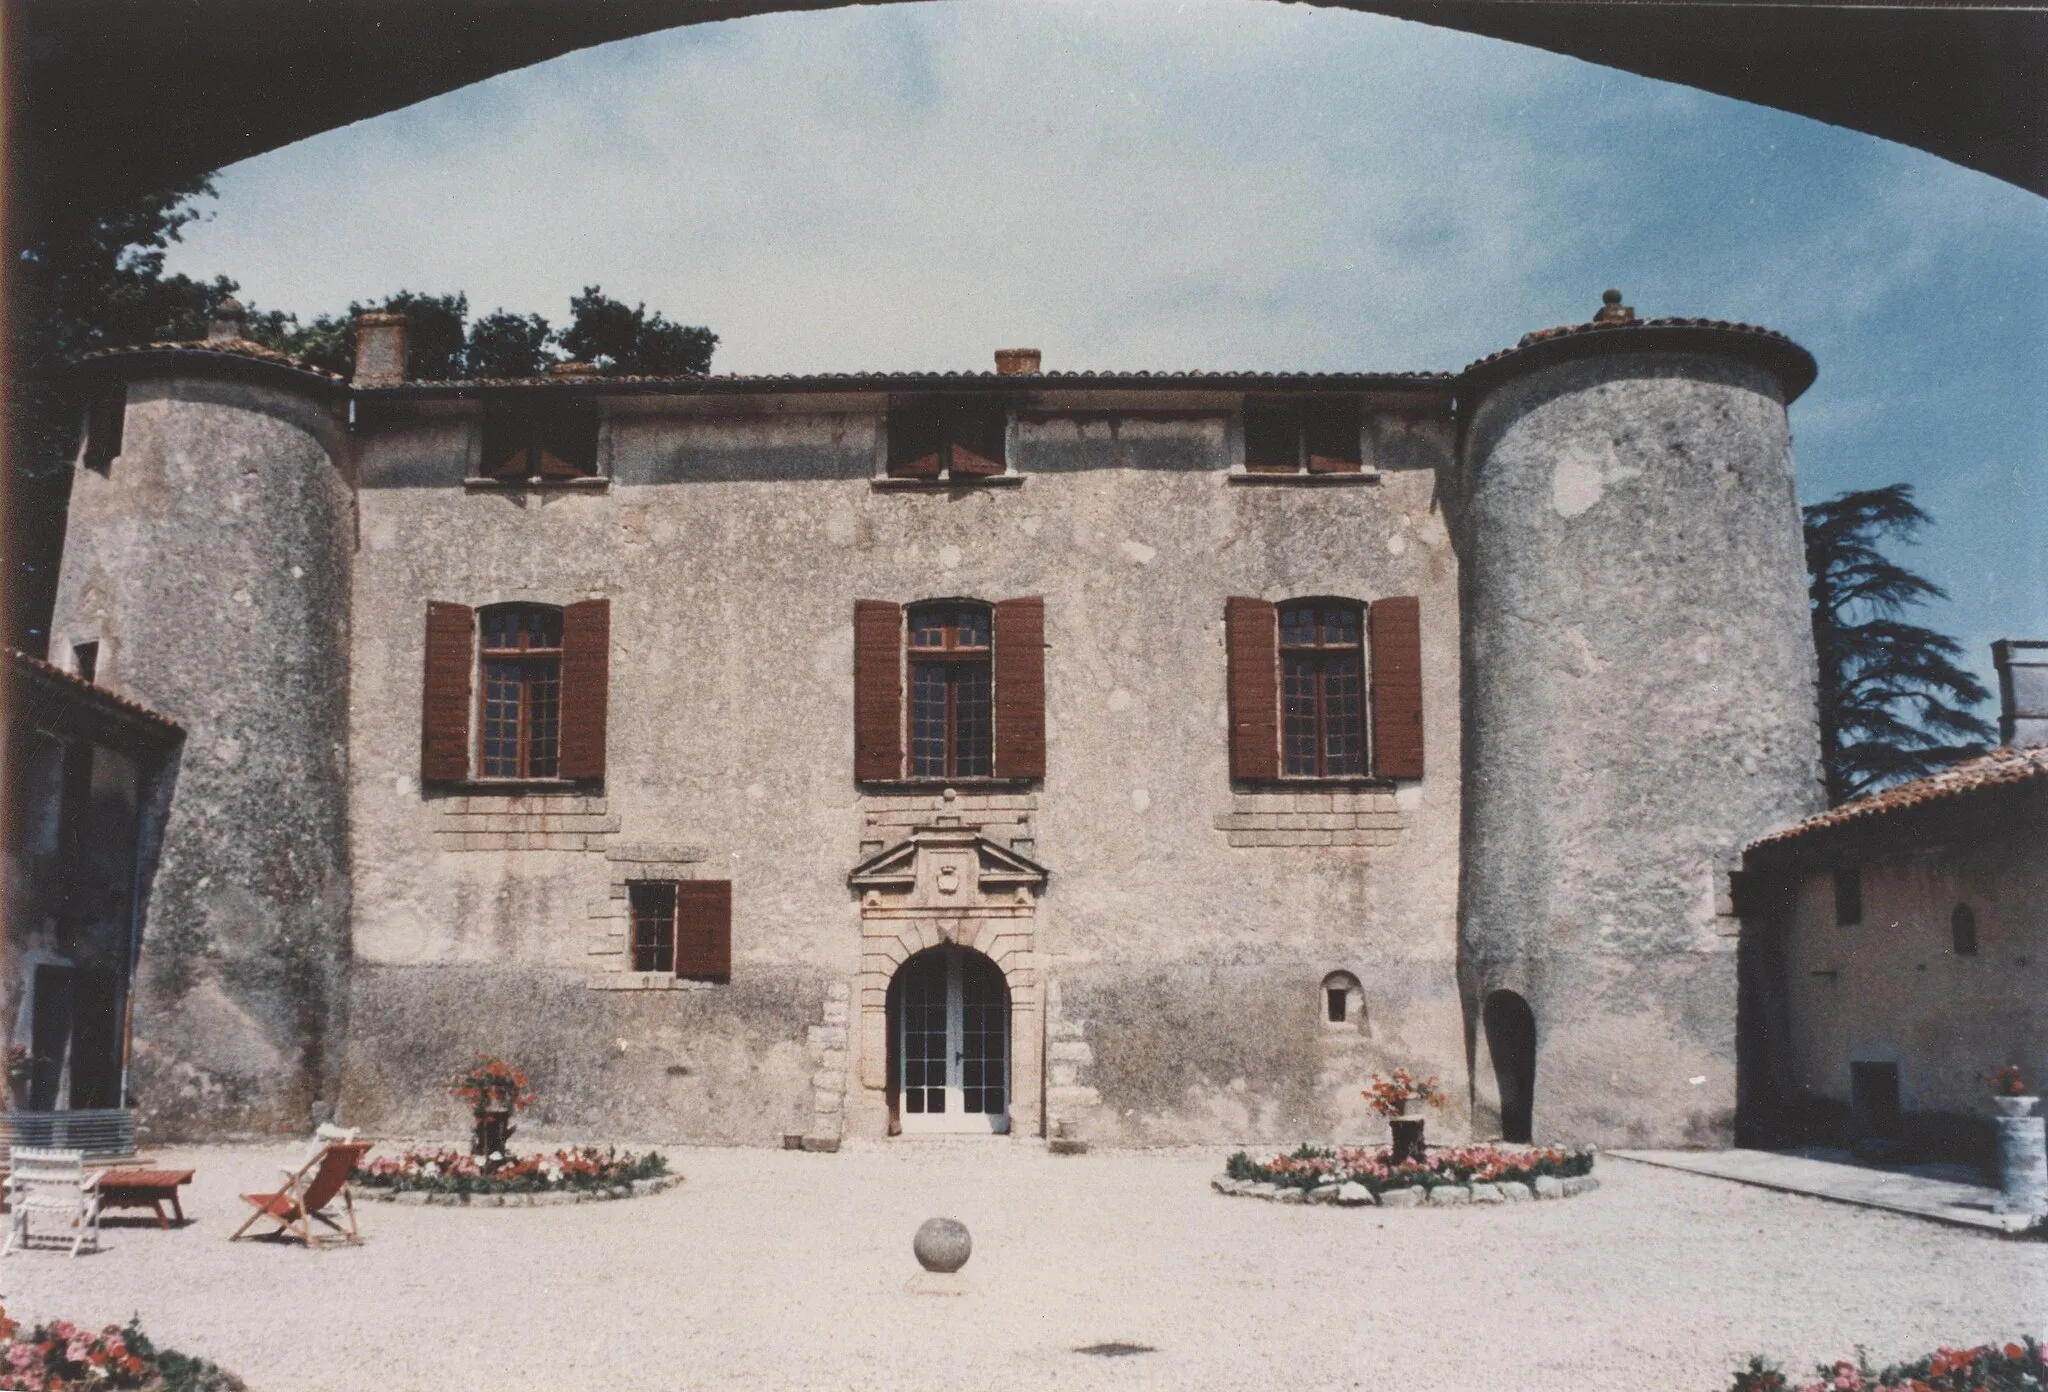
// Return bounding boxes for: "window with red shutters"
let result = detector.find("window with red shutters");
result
[1228,594,1425,783]
[1240,396,1362,474]
[479,397,600,480]
[419,597,607,786]
[886,398,1008,479]
[854,597,1045,783]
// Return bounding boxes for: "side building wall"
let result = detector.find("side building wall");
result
[339,393,1466,1147]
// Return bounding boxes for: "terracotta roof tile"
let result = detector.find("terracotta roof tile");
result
[81,338,348,383]
[388,367,1459,391]
[7,647,183,733]
[1746,746,2048,852]
[1463,316,1807,374]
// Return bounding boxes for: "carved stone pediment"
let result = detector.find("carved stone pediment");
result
[849,829,1048,910]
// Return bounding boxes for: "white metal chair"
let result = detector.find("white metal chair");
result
[3,1147,102,1257]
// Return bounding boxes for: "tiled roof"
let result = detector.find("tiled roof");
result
[7,647,183,734]
[1461,316,1817,402]
[1747,746,2048,853]
[81,338,349,384]
[377,367,1459,392]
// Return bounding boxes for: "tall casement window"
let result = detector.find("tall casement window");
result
[480,605,563,777]
[629,880,733,979]
[885,398,1008,480]
[853,597,1045,783]
[1225,594,1423,781]
[420,598,610,783]
[1280,600,1365,777]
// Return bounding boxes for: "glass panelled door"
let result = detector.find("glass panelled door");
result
[898,947,1010,1134]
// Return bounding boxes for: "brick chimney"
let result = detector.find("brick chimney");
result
[1993,640,2048,747]
[994,348,1041,376]
[353,311,409,387]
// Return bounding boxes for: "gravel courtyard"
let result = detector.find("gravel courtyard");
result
[5,1142,2042,1391]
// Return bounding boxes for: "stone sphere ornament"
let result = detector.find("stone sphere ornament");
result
[913,1217,972,1273]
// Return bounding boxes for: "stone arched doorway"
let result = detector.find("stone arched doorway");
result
[888,945,1011,1134]
[1483,990,1537,1142]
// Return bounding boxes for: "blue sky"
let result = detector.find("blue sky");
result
[163,0,2048,698]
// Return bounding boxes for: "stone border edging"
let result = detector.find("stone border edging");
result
[368,1174,682,1208]
[1211,1173,1598,1207]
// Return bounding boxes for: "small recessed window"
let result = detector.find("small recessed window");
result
[1833,866,1862,926]
[629,879,733,981]
[72,642,99,684]
[886,398,1006,479]
[479,397,599,480]
[1951,903,1978,957]
[1320,971,1364,1031]
[1242,396,1361,474]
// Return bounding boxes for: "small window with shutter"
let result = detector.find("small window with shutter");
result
[478,397,601,482]
[885,398,1008,480]
[420,597,608,785]
[1240,396,1361,475]
[628,880,732,981]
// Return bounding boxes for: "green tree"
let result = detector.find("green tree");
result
[465,310,555,379]
[559,286,716,376]
[1804,483,1993,804]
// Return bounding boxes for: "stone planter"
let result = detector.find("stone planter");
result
[1993,1094,2039,1118]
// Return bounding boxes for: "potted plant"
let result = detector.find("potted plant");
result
[1365,1068,1446,1163]
[451,1055,537,1163]
[1992,1065,2037,1118]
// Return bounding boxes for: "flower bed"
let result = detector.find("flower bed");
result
[0,1308,245,1392]
[1214,1142,1597,1206]
[358,1145,678,1206]
[1730,1338,2044,1392]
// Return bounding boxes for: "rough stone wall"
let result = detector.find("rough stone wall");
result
[341,394,1463,1147]
[49,373,355,1138]
[1459,352,1823,1148]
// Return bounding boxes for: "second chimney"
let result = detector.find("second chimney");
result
[995,347,1042,376]
[353,312,409,387]
[1994,640,2048,748]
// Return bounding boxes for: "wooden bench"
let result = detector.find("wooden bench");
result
[92,1168,194,1229]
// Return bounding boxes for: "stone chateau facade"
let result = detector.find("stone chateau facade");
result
[21,294,1827,1151]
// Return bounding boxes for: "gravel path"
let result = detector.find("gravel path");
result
[5,1142,2042,1391]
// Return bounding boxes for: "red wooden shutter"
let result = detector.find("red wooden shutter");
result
[949,443,1004,477]
[558,598,610,780]
[886,407,943,479]
[854,600,904,781]
[1369,595,1424,780]
[1304,398,1362,474]
[993,596,1046,779]
[1225,597,1279,780]
[420,602,475,782]
[675,879,732,978]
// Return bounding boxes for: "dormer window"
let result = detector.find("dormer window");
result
[479,397,599,480]
[1242,396,1361,474]
[886,398,1007,480]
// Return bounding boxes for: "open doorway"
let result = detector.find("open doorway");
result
[1483,989,1537,1143]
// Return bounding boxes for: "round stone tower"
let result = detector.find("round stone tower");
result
[50,303,355,1139]
[1455,295,1823,1148]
